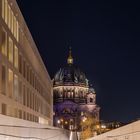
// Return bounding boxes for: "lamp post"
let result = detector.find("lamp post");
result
[81,116,87,140]
[57,118,64,128]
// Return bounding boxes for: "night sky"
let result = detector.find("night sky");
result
[16,0,140,123]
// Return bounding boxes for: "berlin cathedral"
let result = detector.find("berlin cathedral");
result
[53,49,100,131]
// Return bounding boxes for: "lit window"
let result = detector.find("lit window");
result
[8,37,13,63]
[14,45,18,69]
[18,81,22,103]
[10,8,13,31]
[2,0,5,19]
[8,6,10,29]
[14,75,18,101]
[11,12,14,33]
[13,16,16,39]
[1,27,7,56]
[8,69,13,98]
[4,0,8,24]
[16,21,19,41]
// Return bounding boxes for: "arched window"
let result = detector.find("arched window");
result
[90,98,93,103]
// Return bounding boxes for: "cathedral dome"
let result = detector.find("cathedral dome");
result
[53,49,88,87]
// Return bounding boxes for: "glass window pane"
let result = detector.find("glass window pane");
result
[8,37,13,63]
[14,45,18,69]
[14,75,18,101]
[8,69,13,98]
[1,27,7,56]
[1,65,6,95]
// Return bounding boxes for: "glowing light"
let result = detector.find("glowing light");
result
[96,125,100,129]
[60,118,63,122]
[82,116,87,122]
[101,124,106,129]
[57,120,60,124]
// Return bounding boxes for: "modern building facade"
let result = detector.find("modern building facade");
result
[53,49,100,130]
[0,0,53,125]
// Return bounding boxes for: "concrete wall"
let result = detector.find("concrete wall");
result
[88,120,140,140]
[0,114,69,140]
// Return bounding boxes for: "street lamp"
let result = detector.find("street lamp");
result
[57,119,60,124]
[57,118,64,128]
[82,116,87,122]
[81,116,87,140]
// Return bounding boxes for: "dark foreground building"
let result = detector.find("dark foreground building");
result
[53,49,100,131]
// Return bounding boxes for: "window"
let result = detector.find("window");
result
[4,0,8,24]
[27,88,29,107]
[23,85,26,105]
[30,92,32,109]
[14,45,18,69]
[7,5,10,29]
[14,16,17,39]
[18,81,22,103]
[27,113,29,120]
[14,108,18,117]
[8,37,13,63]
[19,54,22,74]
[90,98,93,103]
[32,93,34,110]
[2,0,5,19]
[35,95,37,111]
[23,60,26,78]
[30,114,32,121]
[27,65,29,81]
[11,12,14,33]
[18,110,22,119]
[14,75,18,101]
[1,103,7,115]
[16,21,19,41]
[2,0,19,41]
[8,69,13,98]
[10,7,12,31]
[23,111,26,120]
[1,27,7,56]
[1,65,6,95]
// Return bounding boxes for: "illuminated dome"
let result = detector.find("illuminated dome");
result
[53,48,88,87]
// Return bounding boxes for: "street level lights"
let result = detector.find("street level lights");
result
[57,118,64,128]
[81,116,87,140]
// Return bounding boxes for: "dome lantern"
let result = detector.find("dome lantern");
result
[67,47,73,65]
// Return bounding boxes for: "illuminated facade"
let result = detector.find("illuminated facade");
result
[0,0,53,125]
[53,49,100,130]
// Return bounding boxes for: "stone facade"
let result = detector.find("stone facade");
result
[53,49,100,130]
[0,0,53,125]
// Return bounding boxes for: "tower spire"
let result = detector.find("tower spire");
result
[67,47,73,65]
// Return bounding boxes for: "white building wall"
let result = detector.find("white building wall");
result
[0,114,69,140]
[88,120,140,140]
